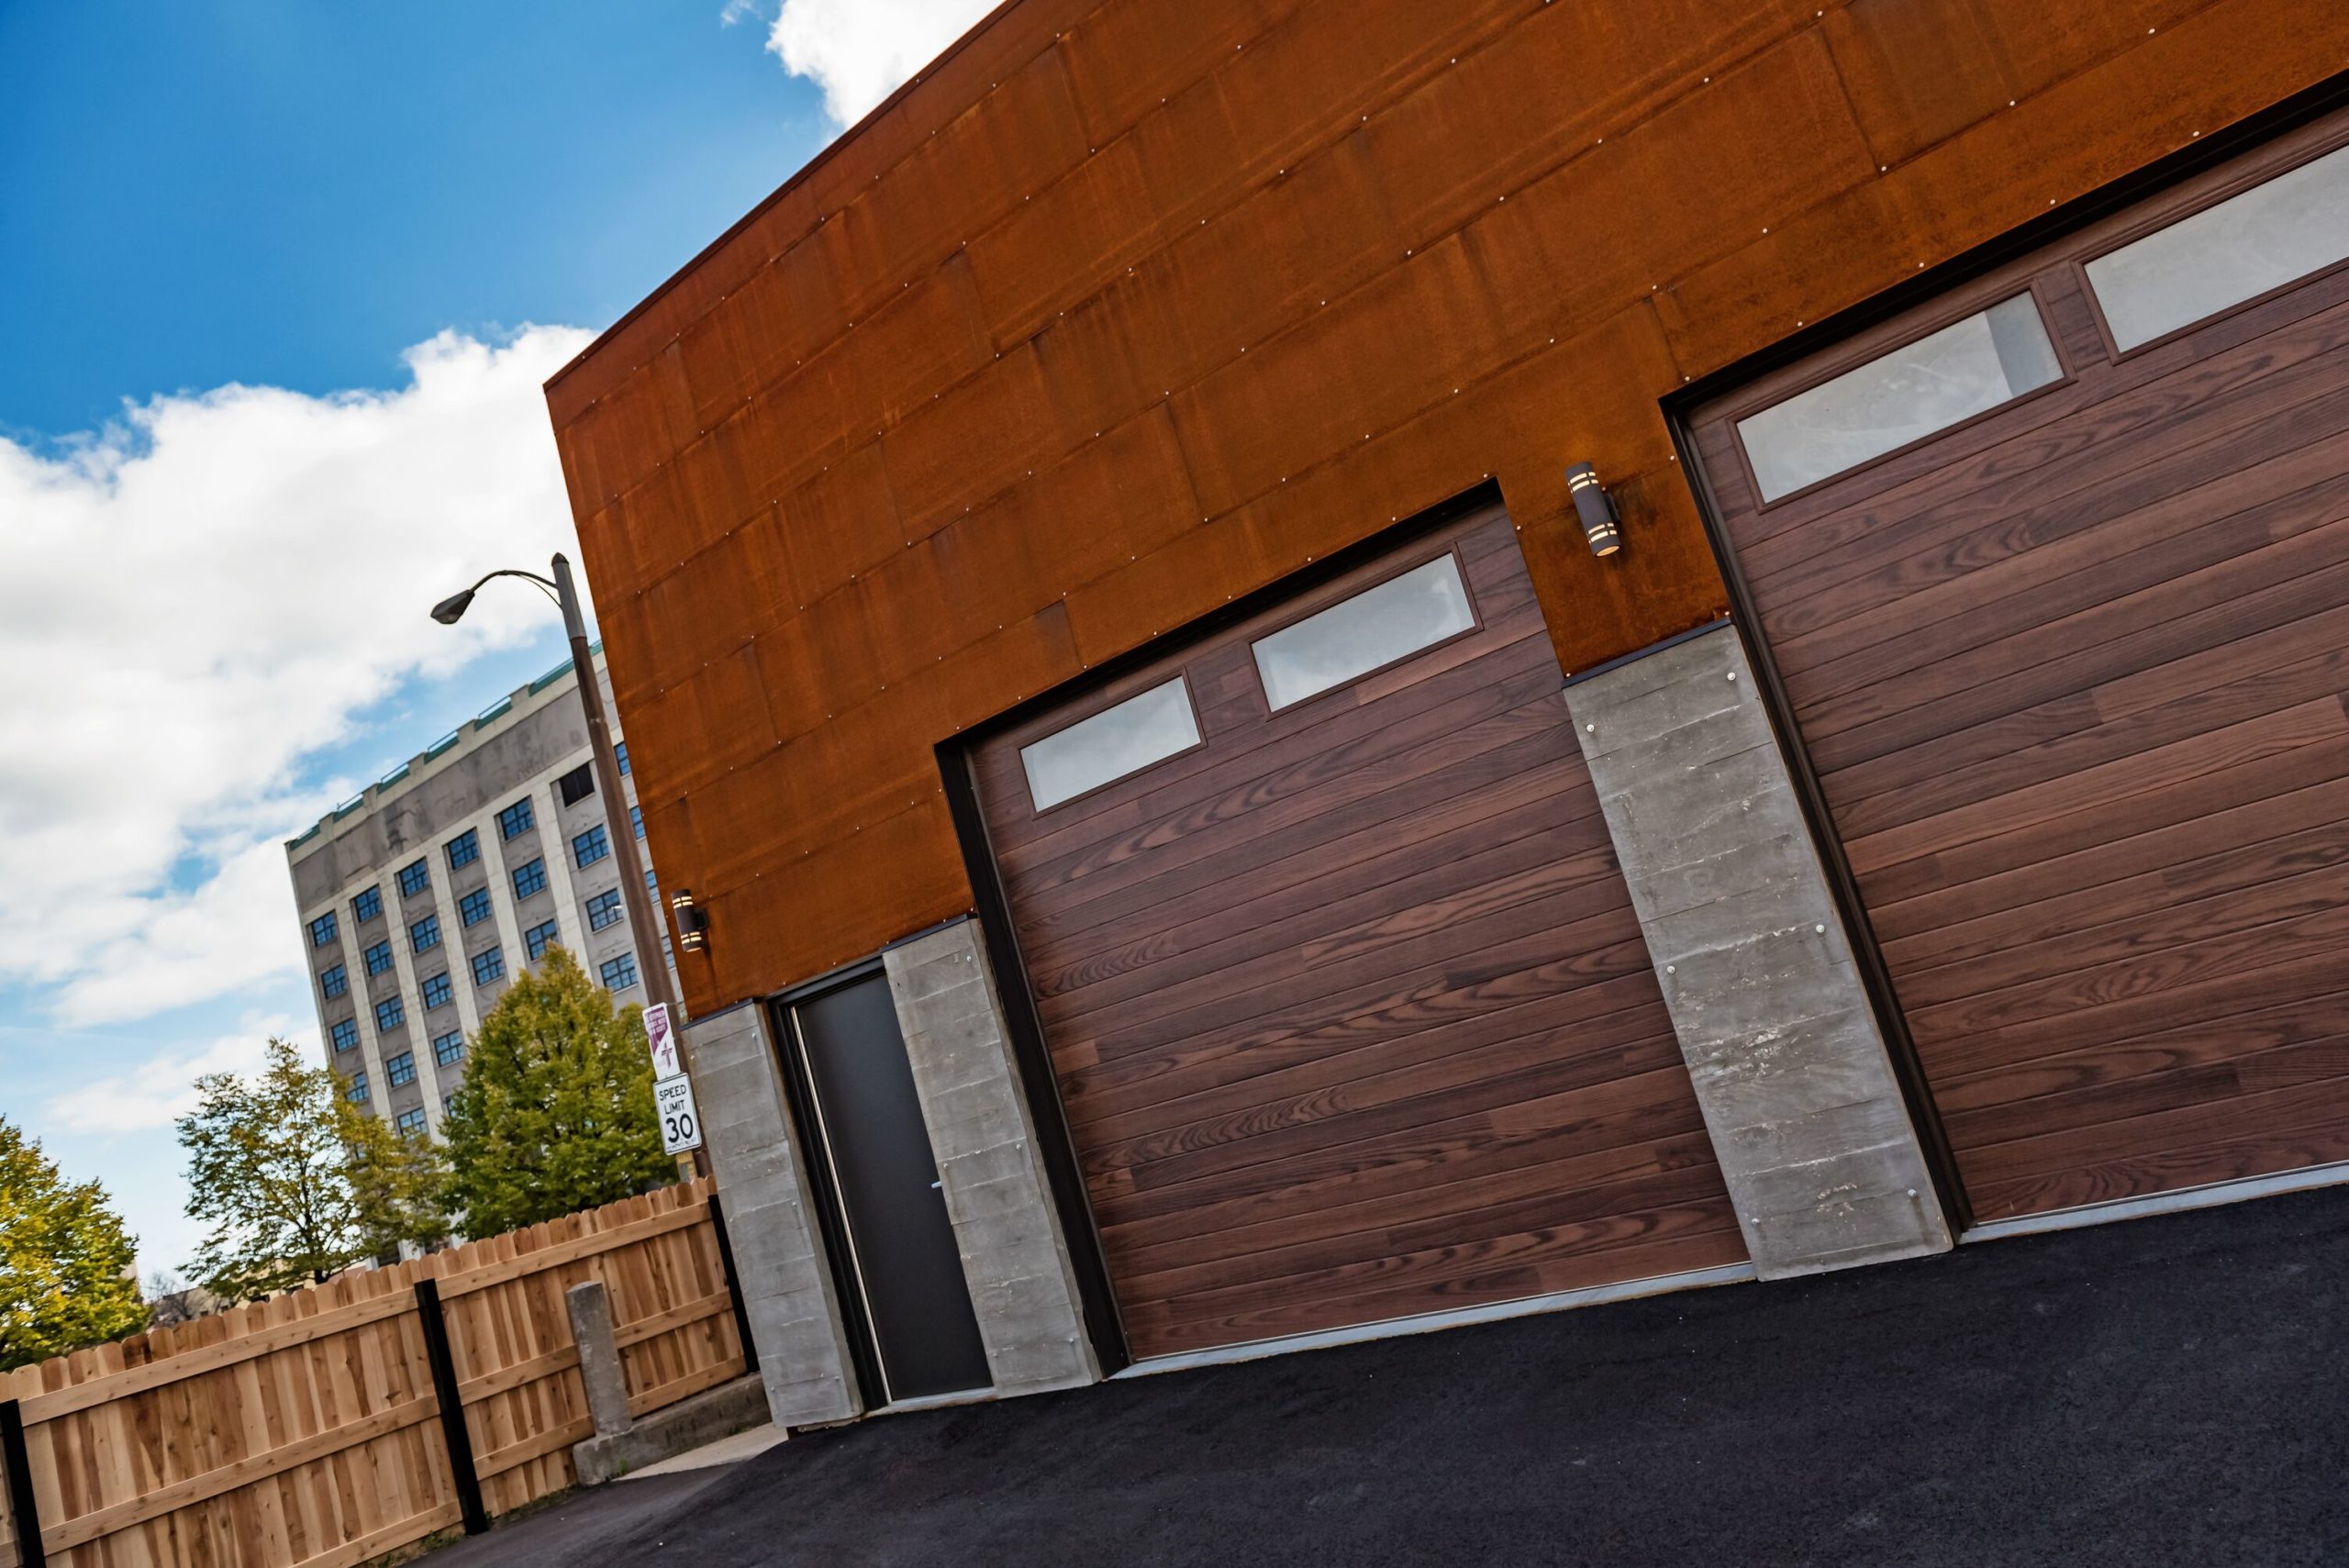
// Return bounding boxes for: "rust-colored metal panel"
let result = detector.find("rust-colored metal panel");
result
[548,0,2349,1013]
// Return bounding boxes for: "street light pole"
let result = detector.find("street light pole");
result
[434,554,710,1180]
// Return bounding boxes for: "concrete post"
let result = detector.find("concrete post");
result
[566,1281,632,1439]
[884,920,1100,1395]
[1566,625,1952,1278]
[686,1003,863,1427]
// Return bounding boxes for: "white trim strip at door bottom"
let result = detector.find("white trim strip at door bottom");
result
[1962,1160,2349,1244]
[1112,1262,1758,1380]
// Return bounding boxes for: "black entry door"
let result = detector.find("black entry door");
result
[784,971,991,1403]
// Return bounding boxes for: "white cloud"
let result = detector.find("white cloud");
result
[759,0,998,126]
[0,326,594,1027]
[42,1012,304,1135]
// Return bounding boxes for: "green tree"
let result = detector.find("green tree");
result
[178,1037,449,1301]
[0,1118,149,1370]
[441,947,675,1237]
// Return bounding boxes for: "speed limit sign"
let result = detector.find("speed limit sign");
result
[654,1075,705,1155]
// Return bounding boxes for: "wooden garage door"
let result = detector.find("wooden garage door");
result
[1693,118,2349,1225]
[971,505,1742,1358]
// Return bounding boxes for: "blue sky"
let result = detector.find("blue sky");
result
[0,0,990,1283]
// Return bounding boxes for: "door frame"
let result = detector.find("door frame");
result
[1661,66,2349,1238]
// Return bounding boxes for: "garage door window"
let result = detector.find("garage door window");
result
[1736,295,2063,502]
[1021,677,1201,811]
[1252,554,1476,710]
[2086,141,2349,351]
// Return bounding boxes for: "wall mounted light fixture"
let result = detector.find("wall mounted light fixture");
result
[670,889,710,954]
[1565,463,1622,557]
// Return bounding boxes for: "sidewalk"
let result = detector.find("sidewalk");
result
[434,1180,2349,1567]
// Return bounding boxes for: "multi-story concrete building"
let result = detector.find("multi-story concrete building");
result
[285,650,674,1138]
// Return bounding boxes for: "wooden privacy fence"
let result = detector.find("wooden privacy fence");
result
[0,1179,752,1568]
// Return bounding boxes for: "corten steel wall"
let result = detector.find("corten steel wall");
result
[546,0,2349,1014]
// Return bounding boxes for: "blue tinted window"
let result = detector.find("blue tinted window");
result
[512,858,549,899]
[397,859,430,898]
[525,918,562,961]
[347,1073,370,1105]
[615,741,629,776]
[420,971,453,1009]
[471,947,507,986]
[395,1106,428,1138]
[351,886,383,923]
[319,963,348,1000]
[573,825,609,868]
[459,887,494,928]
[496,797,536,840]
[374,996,406,1032]
[585,889,624,931]
[384,1051,417,1088]
[599,953,639,991]
[308,912,339,948]
[331,1018,359,1052]
[446,828,481,871]
[410,915,442,953]
[629,806,644,840]
[363,940,395,976]
[433,1029,466,1067]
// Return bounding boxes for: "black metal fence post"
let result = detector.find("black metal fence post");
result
[413,1279,490,1536]
[0,1399,46,1568]
[707,1191,761,1376]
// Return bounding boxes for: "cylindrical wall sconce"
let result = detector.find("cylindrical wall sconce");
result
[1565,462,1622,557]
[670,889,710,953]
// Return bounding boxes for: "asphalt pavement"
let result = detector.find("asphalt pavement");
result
[440,1181,2349,1567]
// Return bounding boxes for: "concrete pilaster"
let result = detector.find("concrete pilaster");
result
[687,1003,863,1427]
[565,1280,632,1438]
[884,920,1100,1396]
[1567,625,1952,1278]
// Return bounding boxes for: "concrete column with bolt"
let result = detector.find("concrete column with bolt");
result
[566,1281,633,1439]
[1566,624,1952,1277]
[883,919,1100,1396]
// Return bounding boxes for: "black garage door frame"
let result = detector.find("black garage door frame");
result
[1662,66,2349,1240]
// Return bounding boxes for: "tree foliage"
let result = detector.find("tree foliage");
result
[0,1118,149,1370]
[441,947,676,1237]
[178,1037,448,1301]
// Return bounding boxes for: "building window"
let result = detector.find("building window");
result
[433,1029,466,1068]
[573,825,610,868]
[629,806,644,840]
[308,912,339,948]
[556,762,596,806]
[319,963,348,1001]
[384,1051,417,1088]
[363,940,395,976]
[446,828,481,871]
[410,915,442,954]
[1021,677,1202,812]
[2086,142,2349,351]
[512,857,549,899]
[347,1073,370,1105]
[525,918,562,961]
[1736,294,2063,502]
[395,1106,428,1139]
[495,797,536,840]
[1252,555,1476,712]
[420,971,453,1010]
[458,887,494,928]
[331,1018,359,1052]
[374,996,406,1032]
[585,889,624,931]
[646,867,658,894]
[442,1094,458,1119]
[615,741,630,776]
[397,858,430,898]
[351,886,384,923]
[471,947,507,986]
[600,953,639,991]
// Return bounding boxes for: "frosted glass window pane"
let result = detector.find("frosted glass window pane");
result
[2087,143,2349,351]
[1737,295,2063,502]
[1252,555,1476,711]
[1022,678,1200,811]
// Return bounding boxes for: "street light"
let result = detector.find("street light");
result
[433,552,708,1179]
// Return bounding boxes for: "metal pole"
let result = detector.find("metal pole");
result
[551,553,712,1181]
[414,1279,490,1537]
[0,1399,47,1568]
